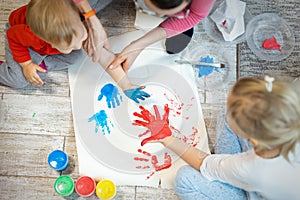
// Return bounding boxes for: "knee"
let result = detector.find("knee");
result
[175,165,198,190]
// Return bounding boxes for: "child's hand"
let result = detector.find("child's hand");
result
[124,86,150,103]
[19,60,46,86]
[133,104,172,146]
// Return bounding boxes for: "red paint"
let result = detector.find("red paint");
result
[133,105,172,146]
[75,176,95,197]
[151,153,172,171]
[134,149,172,179]
[221,19,227,26]
[262,36,281,50]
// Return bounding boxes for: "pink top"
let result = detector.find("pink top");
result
[159,0,216,37]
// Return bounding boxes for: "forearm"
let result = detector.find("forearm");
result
[99,49,131,90]
[162,136,209,170]
[131,27,167,50]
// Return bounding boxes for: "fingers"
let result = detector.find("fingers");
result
[153,105,161,120]
[30,74,44,86]
[109,55,124,70]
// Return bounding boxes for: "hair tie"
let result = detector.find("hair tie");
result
[265,75,275,92]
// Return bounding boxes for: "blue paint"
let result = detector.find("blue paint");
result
[195,56,222,78]
[88,110,114,135]
[124,86,151,103]
[47,150,68,171]
[98,83,122,108]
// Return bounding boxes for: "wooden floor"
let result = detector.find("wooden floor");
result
[1,0,298,199]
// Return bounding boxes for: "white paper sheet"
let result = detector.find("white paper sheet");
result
[68,30,210,188]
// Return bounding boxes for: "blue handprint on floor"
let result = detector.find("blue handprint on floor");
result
[195,56,222,78]
[88,110,114,135]
[98,83,122,108]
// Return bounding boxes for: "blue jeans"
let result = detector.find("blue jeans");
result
[174,108,251,200]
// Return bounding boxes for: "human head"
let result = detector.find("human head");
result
[26,0,87,54]
[144,0,191,18]
[227,77,300,160]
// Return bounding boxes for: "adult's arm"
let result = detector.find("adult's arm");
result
[73,0,110,62]
[160,0,215,37]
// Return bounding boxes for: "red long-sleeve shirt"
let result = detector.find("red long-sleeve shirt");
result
[7,5,61,63]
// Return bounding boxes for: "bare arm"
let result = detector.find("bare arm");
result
[109,27,167,72]
[162,136,209,170]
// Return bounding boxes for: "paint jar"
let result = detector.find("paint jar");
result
[47,150,68,171]
[95,179,116,200]
[75,176,96,197]
[54,175,74,197]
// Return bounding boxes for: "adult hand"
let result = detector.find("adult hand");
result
[83,15,110,63]
[109,41,143,73]
[133,104,172,146]
[124,86,150,103]
[19,60,46,86]
[97,83,122,108]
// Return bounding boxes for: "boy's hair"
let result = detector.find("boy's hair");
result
[227,77,300,160]
[150,0,190,9]
[26,0,81,46]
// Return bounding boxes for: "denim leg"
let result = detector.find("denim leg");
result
[175,165,248,200]
[214,108,252,154]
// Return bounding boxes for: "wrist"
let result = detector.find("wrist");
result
[161,136,175,147]
[80,9,96,21]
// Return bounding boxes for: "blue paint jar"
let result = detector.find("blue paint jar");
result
[48,150,69,171]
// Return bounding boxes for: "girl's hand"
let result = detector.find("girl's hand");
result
[19,60,46,86]
[133,104,172,146]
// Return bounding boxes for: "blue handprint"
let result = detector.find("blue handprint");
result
[98,83,122,108]
[124,86,151,103]
[88,110,114,135]
[195,56,222,78]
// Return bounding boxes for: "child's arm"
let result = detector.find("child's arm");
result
[133,105,209,170]
[161,136,209,170]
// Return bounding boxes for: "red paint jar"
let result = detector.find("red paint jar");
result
[75,176,96,197]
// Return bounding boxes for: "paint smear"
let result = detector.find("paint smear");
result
[88,110,114,135]
[195,56,221,78]
[134,149,172,179]
[97,83,122,109]
[262,36,281,50]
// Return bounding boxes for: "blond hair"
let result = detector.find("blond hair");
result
[26,0,81,46]
[227,77,300,160]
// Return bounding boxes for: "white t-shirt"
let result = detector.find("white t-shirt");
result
[200,143,300,200]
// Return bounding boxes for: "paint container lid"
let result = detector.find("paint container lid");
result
[54,175,74,196]
[75,176,96,197]
[48,150,68,171]
[95,179,116,200]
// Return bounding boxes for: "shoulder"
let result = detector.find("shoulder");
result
[9,5,28,26]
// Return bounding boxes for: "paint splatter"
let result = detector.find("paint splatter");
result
[88,110,114,135]
[134,149,172,179]
[97,83,122,108]
[262,36,281,50]
[32,113,36,117]
[194,56,222,78]
[132,105,172,146]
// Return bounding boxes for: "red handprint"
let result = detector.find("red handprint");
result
[133,104,172,146]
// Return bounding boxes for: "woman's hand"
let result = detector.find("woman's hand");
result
[19,60,46,86]
[109,41,143,73]
[109,27,168,72]
[133,104,172,146]
[83,15,110,63]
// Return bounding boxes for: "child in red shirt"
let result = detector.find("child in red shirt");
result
[0,0,150,104]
